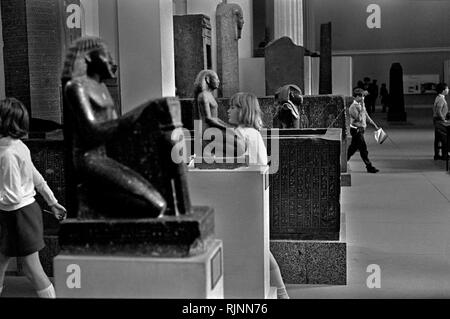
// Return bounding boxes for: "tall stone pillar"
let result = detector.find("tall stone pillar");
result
[216,1,244,97]
[388,63,407,122]
[319,22,332,95]
[117,0,175,113]
[274,0,303,47]
[0,0,64,123]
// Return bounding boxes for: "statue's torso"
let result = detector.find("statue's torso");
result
[68,77,118,154]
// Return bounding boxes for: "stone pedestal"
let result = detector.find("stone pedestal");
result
[265,37,305,96]
[267,129,341,240]
[271,239,346,285]
[267,129,347,285]
[54,239,223,298]
[58,207,214,257]
[216,1,243,97]
[187,166,275,299]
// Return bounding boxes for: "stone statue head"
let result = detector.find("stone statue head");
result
[233,7,244,39]
[61,37,117,85]
[193,70,220,97]
[274,84,304,128]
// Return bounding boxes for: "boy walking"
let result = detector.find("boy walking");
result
[347,88,380,173]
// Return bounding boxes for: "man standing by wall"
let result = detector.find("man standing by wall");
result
[433,82,449,160]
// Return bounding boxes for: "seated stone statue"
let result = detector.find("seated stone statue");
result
[193,69,245,161]
[274,84,309,129]
[62,36,191,219]
[193,69,228,132]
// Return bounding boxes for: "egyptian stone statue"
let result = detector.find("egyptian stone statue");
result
[61,37,191,219]
[193,69,245,161]
[274,84,309,129]
[193,69,228,132]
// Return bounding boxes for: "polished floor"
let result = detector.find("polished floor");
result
[288,105,450,298]
[1,105,449,299]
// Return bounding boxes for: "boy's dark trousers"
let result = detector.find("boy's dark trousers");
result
[434,120,447,158]
[347,127,372,167]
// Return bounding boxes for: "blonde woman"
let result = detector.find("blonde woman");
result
[228,92,290,299]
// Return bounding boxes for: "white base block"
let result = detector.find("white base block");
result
[267,287,277,299]
[188,166,271,299]
[54,239,223,299]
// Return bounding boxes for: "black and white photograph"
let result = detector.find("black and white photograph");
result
[0,0,449,314]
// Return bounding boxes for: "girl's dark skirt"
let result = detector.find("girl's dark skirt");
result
[0,201,45,257]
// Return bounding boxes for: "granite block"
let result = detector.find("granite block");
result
[264,37,305,96]
[270,240,347,285]
[268,129,341,240]
[174,15,212,98]
[58,206,214,257]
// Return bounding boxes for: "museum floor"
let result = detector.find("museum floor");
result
[288,105,450,299]
[2,105,450,299]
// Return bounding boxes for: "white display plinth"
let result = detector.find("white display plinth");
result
[54,239,223,299]
[188,165,274,299]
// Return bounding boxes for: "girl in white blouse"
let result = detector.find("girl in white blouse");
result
[0,98,66,298]
[228,92,289,299]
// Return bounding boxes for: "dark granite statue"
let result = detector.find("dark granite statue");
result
[61,37,191,219]
[274,84,309,129]
[193,69,245,161]
[193,69,228,132]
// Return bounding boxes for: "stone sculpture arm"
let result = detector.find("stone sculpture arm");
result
[65,80,120,145]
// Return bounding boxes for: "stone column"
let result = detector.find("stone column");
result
[0,8,5,99]
[216,1,244,97]
[0,0,64,123]
[388,63,407,122]
[319,22,332,94]
[117,0,175,113]
[274,0,303,47]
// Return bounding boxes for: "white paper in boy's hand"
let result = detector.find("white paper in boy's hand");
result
[374,128,388,144]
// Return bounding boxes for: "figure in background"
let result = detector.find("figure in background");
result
[274,84,308,129]
[433,82,449,160]
[368,79,379,113]
[62,37,191,218]
[227,92,289,299]
[347,88,380,173]
[0,98,66,298]
[380,83,389,113]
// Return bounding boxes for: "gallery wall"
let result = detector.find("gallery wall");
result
[313,0,450,88]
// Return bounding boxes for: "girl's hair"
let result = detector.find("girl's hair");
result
[61,36,108,84]
[230,92,263,130]
[0,97,29,138]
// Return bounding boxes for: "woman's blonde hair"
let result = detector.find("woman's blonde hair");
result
[229,92,263,130]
